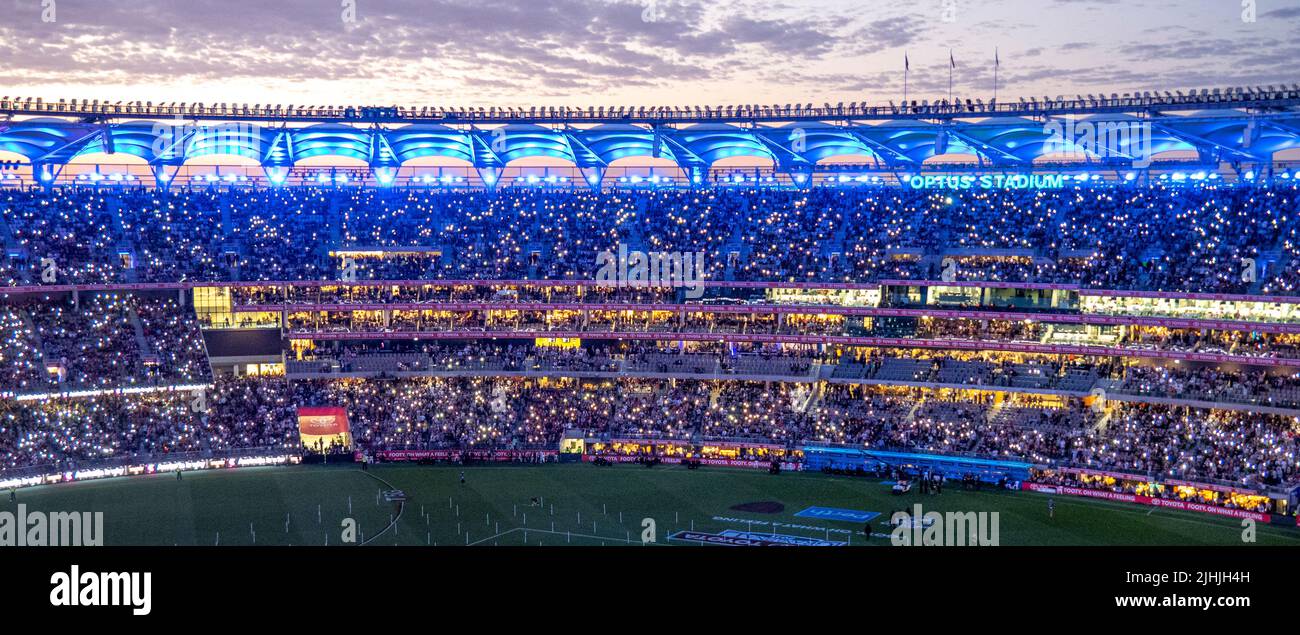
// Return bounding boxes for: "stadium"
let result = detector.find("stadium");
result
[3,86,1300,553]
[4,0,1300,588]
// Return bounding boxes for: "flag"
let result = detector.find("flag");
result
[949,49,956,68]
[905,53,909,71]
[995,48,999,67]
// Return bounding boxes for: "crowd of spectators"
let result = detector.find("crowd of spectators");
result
[272,306,1300,366]
[0,184,1298,496]
[2,185,1299,293]
[1107,364,1300,409]
[0,293,211,393]
[285,340,1300,413]
[0,374,1292,491]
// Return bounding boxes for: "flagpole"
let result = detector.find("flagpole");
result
[903,53,909,113]
[948,49,954,105]
[993,48,999,104]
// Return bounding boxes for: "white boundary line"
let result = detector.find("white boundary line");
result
[467,526,666,546]
[359,470,405,545]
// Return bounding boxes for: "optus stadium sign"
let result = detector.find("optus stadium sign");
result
[905,174,1067,190]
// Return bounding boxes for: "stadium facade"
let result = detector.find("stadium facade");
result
[2,89,1300,188]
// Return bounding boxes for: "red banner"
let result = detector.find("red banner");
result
[1021,482,1270,522]
[582,454,801,471]
[297,407,350,436]
[373,449,557,462]
[297,406,351,450]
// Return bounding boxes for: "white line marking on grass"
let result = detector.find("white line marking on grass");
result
[467,526,669,546]
[359,469,405,546]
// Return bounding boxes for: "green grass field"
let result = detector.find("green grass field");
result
[7,463,1299,546]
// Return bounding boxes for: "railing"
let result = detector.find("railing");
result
[6,275,1300,309]
[247,299,1300,334]
[277,350,1300,415]
[0,446,294,481]
[4,89,1298,124]
[286,354,819,383]
[799,440,1297,494]
[2,436,1293,500]
[288,329,1300,368]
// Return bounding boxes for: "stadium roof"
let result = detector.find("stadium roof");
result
[3,103,1300,183]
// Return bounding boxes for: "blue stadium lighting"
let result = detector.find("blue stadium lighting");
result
[793,174,806,184]
[1171,172,1187,181]
[1124,172,1136,181]
[1243,171,1255,180]
[1191,171,1206,181]
[1282,172,1292,179]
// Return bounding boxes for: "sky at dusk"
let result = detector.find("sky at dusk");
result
[0,0,1297,108]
